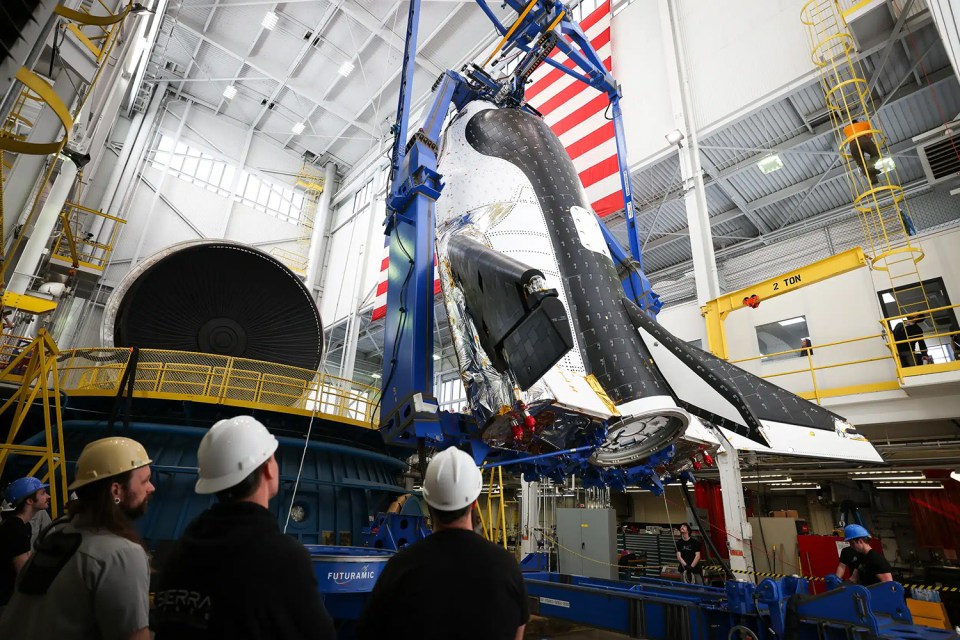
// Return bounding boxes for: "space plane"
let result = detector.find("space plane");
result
[433,99,882,482]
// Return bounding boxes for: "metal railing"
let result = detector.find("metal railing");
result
[728,303,960,403]
[50,201,126,270]
[56,348,381,428]
[881,303,960,380]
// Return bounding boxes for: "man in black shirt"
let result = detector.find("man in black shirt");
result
[0,477,49,610]
[152,416,335,640]
[835,545,861,581]
[892,314,927,368]
[358,448,528,640]
[843,524,893,586]
[675,523,703,584]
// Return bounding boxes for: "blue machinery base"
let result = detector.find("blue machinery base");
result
[521,572,956,640]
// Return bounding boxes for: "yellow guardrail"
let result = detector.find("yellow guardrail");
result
[56,348,381,429]
[728,303,960,403]
[50,201,126,271]
[881,303,960,380]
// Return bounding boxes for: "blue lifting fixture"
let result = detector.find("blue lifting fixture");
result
[378,0,659,457]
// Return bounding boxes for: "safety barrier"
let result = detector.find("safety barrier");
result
[726,305,960,403]
[56,347,381,428]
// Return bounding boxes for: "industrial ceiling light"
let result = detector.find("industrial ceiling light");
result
[370,373,381,379]
[338,61,354,77]
[665,129,684,146]
[778,317,805,326]
[874,157,895,174]
[874,480,943,490]
[951,471,960,482]
[433,353,441,361]
[741,475,792,484]
[757,154,784,174]
[851,470,925,481]
[769,483,820,491]
[261,10,278,30]
[291,121,305,135]
[222,84,237,100]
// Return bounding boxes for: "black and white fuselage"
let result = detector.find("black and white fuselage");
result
[435,100,881,467]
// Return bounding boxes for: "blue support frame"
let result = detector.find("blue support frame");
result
[379,0,662,450]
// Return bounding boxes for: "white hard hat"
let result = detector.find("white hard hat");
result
[195,416,278,495]
[421,447,482,511]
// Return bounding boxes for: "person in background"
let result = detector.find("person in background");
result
[152,415,335,640]
[842,119,882,184]
[0,437,154,639]
[676,523,703,585]
[799,338,814,358]
[835,541,861,581]
[843,524,893,586]
[358,447,528,640]
[27,510,52,549]
[0,478,50,613]
[892,314,928,368]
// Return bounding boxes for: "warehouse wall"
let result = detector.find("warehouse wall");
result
[612,0,817,167]
[101,101,310,291]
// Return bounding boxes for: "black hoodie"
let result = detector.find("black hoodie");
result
[152,501,335,640]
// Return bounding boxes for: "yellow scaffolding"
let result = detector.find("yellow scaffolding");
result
[271,163,324,276]
[50,201,126,271]
[56,347,381,429]
[801,0,934,328]
[477,466,508,549]
[0,330,69,518]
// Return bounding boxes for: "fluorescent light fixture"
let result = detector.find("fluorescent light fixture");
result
[852,470,925,481]
[951,471,960,482]
[261,10,278,30]
[291,122,305,135]
[882,293,895,304]
[222,84,237,100]
[874,157,895,174]
[757,154,784,174]
[779,317,806,326]
[338,61,354,77]
[432,353,441,361]
[770,483,820,491]
[874,480,943,490]
[665,129,684,146]
[741,475,792,484]
[370,373,381,379]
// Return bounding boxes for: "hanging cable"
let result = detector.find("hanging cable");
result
[680,479,734,580]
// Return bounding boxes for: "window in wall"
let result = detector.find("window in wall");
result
[436,377,467,412]
[878,278,959,364]
[149,132,305,224]
[149,133,234,197]
[755,316,811,363]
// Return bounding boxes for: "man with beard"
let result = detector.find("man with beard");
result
[0,437,154,639]
[0,477,51,612]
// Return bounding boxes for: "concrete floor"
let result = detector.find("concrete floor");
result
[526,632,631,639]
[524,618,631,639]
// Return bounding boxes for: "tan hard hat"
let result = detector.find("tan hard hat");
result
[69,437,152,490]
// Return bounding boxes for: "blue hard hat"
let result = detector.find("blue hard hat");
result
[844,524,870,541]
[3,477,49,506]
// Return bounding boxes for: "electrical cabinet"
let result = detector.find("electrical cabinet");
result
[556,508,617,579]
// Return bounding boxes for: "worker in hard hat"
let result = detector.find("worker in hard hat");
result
[842,119,882,185]
[0,477,50,611]
[357,447,529,640]
[152,415,335,640]
[0,437,154,638]
[843,524,893,586]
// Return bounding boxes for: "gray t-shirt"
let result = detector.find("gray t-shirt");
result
[0,519,150,640]
[29,510,52,548]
